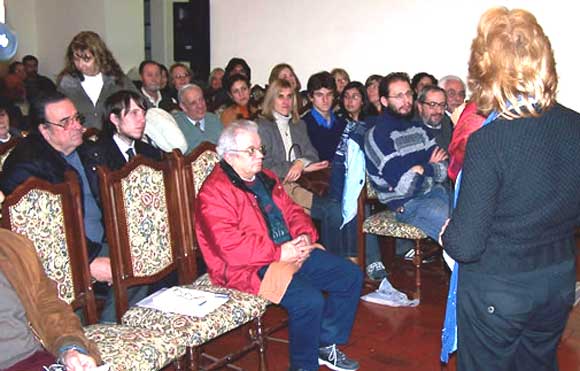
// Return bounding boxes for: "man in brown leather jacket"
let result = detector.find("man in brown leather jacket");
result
[0,228,100,370]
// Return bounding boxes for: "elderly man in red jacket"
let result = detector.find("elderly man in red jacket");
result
[195,120,363,371]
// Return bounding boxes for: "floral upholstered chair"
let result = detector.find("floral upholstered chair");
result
[98,153,269,371]
[1,172,185,371]
[356,175,429,300]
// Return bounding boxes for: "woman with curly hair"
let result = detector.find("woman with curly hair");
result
[441,7,580,369]
[57,31,138,129]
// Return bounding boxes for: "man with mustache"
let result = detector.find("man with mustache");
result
[364,72,451,251]
[415,85,454,151]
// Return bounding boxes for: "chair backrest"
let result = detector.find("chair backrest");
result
[171,142,219,280]
[1,172,99,323]
[0,138,19,172]
[98,155,188,320]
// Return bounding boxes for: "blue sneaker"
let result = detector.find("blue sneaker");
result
[318,344,359,371]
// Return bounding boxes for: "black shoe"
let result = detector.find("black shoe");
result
[318,344,359,371]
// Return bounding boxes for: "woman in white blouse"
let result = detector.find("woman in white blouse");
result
[57,31,138,130]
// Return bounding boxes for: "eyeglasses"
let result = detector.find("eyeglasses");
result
[173,73,191,79]
[388,90,413,100]
[44,113,85,130]
[421,101,447,109]
[229,145,267,157]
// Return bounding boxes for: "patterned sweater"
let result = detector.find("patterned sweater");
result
[364,111,448,210]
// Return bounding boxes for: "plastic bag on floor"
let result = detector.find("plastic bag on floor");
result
[360,278,420,307]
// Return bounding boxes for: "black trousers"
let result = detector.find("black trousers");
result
[457,259,575,371]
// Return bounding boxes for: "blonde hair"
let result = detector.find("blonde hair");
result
[468,7,557,119]
[261,79,300,123]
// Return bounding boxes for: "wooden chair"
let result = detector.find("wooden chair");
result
[1,172,185,371]
[356,177,430,300]
[174,141,290,368]
[98,153,268,371]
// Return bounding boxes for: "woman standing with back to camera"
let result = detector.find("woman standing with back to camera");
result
[441,7,580,370]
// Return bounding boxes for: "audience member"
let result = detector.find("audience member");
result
[411,72,437,98]
[195,120,362,371]
[0,91,142,323]
[0,229,100,371]
[256,79,326,206]
[169,63,192,96]
[302,71,346,161]
[57,31,139,130]
[96,90,163,170]
[438,75,466,115]
[174,84,223,154]
[212,57,253,112]
[268,63,303,113]
[414,85,453,151]
[0,99,23,143]
[364,73,450,255]
[138,60,167,110]
[441,7,580,369]
[365,74,382,116]
[22,54,57,103]
[335,81,387,280]
[206,67,224,111]
[331,68,350,95]
[3,61,27,103]
[220,73,253,126]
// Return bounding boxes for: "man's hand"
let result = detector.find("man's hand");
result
[429,147,449,163]
[280,235,315,264]
[303,160,329,173]
[89,257,112,284]
[62,349,98,371]
[410,165,424,175]
[284,160,305,183]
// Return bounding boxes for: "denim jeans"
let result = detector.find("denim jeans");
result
[395,184,451,241]
[260,249,363,370]
[311,195,357,258]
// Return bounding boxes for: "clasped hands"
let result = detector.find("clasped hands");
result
[283,160,329,183]
[280,234,315,266]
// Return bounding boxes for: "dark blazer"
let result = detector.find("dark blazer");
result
[256,117,319,179]
[95,135,163,171]
[0,133,107,260]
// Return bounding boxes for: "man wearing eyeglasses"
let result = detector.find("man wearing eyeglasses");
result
[0,91,119,323]
[195,120,362,371]
[415,85,454,151]
[365,73,451,253]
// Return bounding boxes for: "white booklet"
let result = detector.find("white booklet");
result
[136,286,229,318]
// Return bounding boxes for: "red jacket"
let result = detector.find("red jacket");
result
[195,162,318,295]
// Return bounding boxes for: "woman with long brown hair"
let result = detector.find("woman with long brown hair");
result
[57,31,138,129]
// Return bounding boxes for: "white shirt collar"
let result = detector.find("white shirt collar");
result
[186,115,206,131]
[113,133,136,161]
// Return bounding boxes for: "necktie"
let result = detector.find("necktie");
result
[126,148,135,160]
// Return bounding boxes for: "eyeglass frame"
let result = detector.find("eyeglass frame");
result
[228,145,267,157]
[387,90,414,100]
[421,101,447,109]
[43,113,85,130]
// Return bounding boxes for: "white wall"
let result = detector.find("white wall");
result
[5,0,143,80]
[211,0,580,112]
